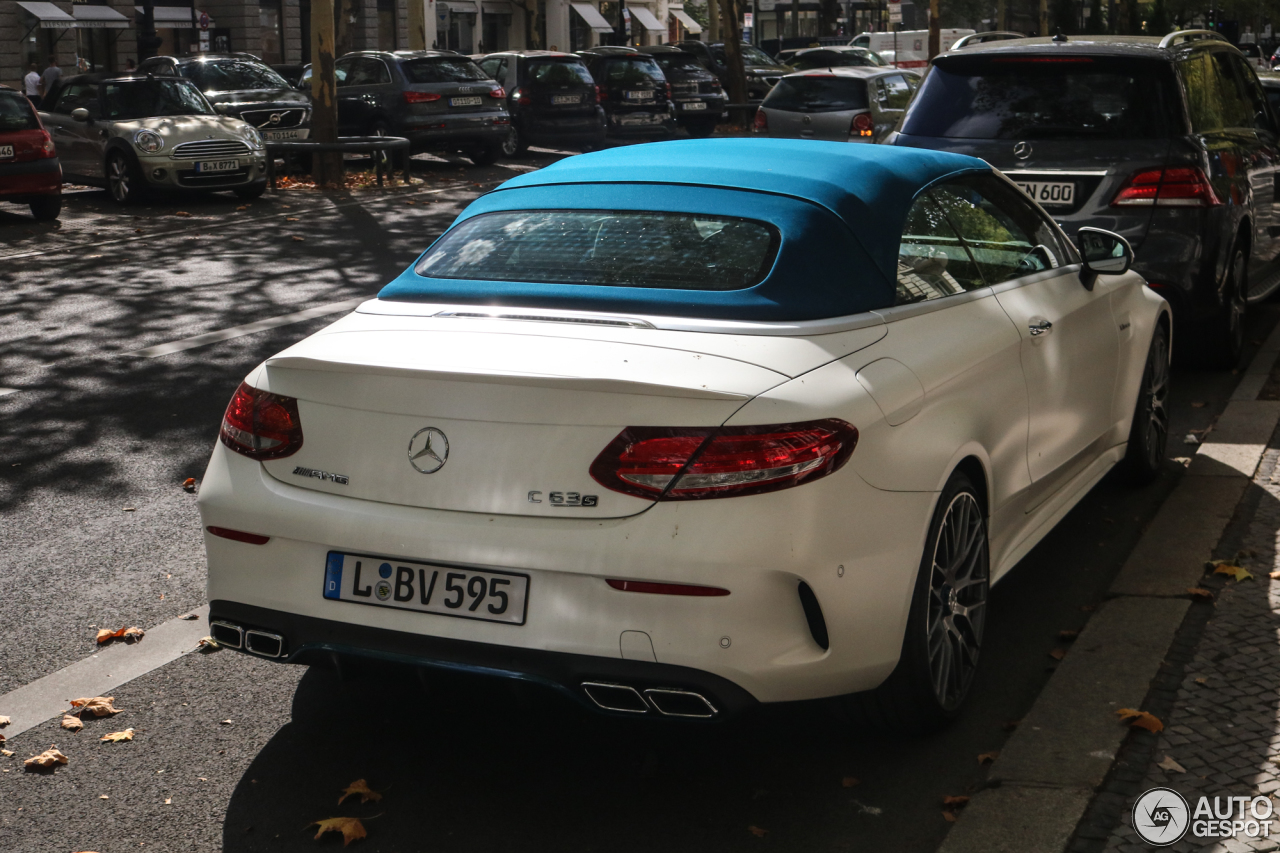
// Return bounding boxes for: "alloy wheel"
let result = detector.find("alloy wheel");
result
[925,492,988,710]
[1138,328,1170,472]
[108,155,130,203]
[501,127,520,157]
[1228,250,1247,357]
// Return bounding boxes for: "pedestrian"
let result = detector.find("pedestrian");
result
[23,63,41,108]
[39,56,60,102]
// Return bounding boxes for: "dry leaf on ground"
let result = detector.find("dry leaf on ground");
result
[69,697,122,717]
[978,752,999,765]
[0,716,9,728]
[100,729,134,743]
[24,749,67,770]
[1270,571,1280,580]
[1048,648,1066,661]
[182,478,196,492]
[942,795,971,808]
[292,236,305,242]
[1157,755,1186,773]
[338,779,383,805]
[1213,564,1254,582]
[1116,708,1164,733]
[61,716,83,732]
[942,811,958,822]
[181,614,199,621]
[174,210,192,217]
[286,216,299,221]
[0,749,13,757]
[841,776,860,788]
[96,626,144,644]
[312,817,367,845]
[235,205,248,211]
[747,826,769,838]
[1187,588,1215,600]
[1195,677,1208,685]
[198,636,221,650]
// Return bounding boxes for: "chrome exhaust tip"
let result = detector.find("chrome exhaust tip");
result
[244,629,284,658]
[209,621,244,649]
[581,682,648,714]
[643,688,718,718]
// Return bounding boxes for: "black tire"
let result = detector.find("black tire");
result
[1203,242,1247,369]
[1123,321,1171,484]
[107,150,144,204]
[368,119,395,171]
[684,119,717,139]
[234,182,267,200]
[468,145,501,167]
[29,194,61,221]
[844,471,989,734]
[500,126,528,157]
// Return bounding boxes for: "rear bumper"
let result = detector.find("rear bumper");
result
[673,97,727,122]
[400,113,510,150]
[519,110,606,146]
[0,157,61,196]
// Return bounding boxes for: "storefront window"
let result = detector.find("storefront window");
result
[260,0,284,64]
[377,0,398,49]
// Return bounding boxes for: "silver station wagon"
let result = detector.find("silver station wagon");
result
[753,66,919,144]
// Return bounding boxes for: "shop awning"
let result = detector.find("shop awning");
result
[15,2,76,29]
[628,5,664,32]
[669,7,702,33]
[72,5,132,28]
[570,2,614,33]
[135,6,213,27]
[444,0,480,14]
[481,0,511,13]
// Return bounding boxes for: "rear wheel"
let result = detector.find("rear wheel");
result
[844,471,989,733]
[107,151,144,204]
[1123,321,1170,484]
[29,194,61,221]
[500,126,527,157]
[1204,243,1247,369]
[368,119,394,172]
[468,145,501,167]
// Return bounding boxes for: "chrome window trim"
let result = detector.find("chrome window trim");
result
[1000,169,1110,177]
[989,263,1084,294]
[872,286,995,323]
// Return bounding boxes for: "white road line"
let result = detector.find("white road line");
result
[0,605,210,740]
[127,297,366,358]
[0,388,17,397]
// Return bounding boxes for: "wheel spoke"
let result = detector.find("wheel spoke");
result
[924,491,989,710]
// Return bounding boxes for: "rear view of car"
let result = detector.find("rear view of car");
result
[0,86,60,221]
[788,46,887,71]
[476,51,605,156]
[754,68,915,143]
[577,49,675,139]
[639,46,727,138]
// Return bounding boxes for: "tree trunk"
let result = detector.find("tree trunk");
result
[408,0,426,49]
[708,0,721,44]
[311,0,343,188]
[927,0,938,57]
[721,0,748,120]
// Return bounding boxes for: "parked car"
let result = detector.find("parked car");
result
[0,85,61,221]
[39,74,267,203]
[138,53,312,143]
[1259,69,1280,114]
[1238,42,1269,72]
[786,46,887,71]
[754,67,918,143]
[675,41,793,101]
[473,50,605,156]
[637,45,727,137]
[576,48,675,140]
[199,139,1167,732]
[310,51,509,166]
[850,29,975,69]
[889,31,1280,366]
[271,64,309,89]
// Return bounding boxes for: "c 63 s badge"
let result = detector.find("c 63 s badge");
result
[293,466,350,485]
[528,491,598,507]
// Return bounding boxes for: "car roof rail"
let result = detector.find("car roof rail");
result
[1158,29,1228,48]
[952,31,1026,49]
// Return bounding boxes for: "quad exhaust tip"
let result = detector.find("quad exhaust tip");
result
[210,620,243,650]
[209,621,285,658]
[581,682,717,718]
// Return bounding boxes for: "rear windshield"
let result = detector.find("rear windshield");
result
[763,76,868,112]
[402,57,489,83]
[0,93,38,130]
[652,53,708,74]
[528,59,593,86]
[601,58,665,85]
[181,59,288,91]
[414,211,780,291]
[104,79,214,119]
[791,50,878,71]
[901,56,1175,139]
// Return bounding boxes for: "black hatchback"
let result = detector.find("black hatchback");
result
[576,48,675,140]
[637,45,727,138]
[891,32,1280,366]
[474,51,605,156]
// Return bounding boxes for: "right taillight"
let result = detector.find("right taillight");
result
[219,382,304,461]
[1110,166,1221,208]
[752,108,768,132]
[850,112,874,137]
[589,419,857,501]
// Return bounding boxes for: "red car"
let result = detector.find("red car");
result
[0,84,61,221]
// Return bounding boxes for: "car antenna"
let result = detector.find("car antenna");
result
[1052,29,1069,42]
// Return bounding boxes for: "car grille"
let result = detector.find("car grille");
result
[239,108,308,129]
[171,140,252,160]
[671,82,698,95]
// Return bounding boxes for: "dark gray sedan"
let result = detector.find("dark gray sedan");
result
[752,67,917,144]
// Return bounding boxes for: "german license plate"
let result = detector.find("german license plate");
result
[194,159,239,173]
[1014,180,1075,207]
[551,94,580,105]
[624,90,654,100]
[681,101,707,110]
[619,113,654,126]
[263,129,308,141]
[450,96,483,107]
[323,552,529,625]
[0,145,13,159]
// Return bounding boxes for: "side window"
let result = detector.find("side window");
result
[876,74,911,110]
[932,176,1068,285]
[50,83,97,115]
[348,58,389,85]
[895,193,986,304]
[1178,52,1222,133]
[1210,51,1256,129]
[334,58,355,87]
[1231,56,1275,132]
[478,57,501,78]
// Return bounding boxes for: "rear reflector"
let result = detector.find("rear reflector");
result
[207,526,270,545]
[1111,166,1220,208]
[219,382,304,461]
[606,579,730,596]
[590,419,858,501]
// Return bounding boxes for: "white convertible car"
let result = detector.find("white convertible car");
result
[199,139,1169,731]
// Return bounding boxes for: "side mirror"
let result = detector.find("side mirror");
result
[71,108,90,122]
[1077,226,1133,277]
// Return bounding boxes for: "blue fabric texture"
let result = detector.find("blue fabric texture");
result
[378,139,991,321]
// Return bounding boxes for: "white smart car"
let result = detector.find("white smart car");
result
[198,139,1169,731]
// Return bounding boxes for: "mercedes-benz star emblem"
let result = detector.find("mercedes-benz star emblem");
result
[407,427,449,474]
[1013,140,1032,160]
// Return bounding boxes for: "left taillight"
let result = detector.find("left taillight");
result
[37,130,56,158]
[589,419,858,501]
[1110,166,1221,208]
[219,382,304,461]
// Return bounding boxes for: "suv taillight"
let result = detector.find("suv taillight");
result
[594,84,603,102]
[1110,166,1221,208]
[489,86,506,98]
[589,420,857,501]
[752,108,768,132]
[403,91,442,104]
[666,82,672,99]
[850,112,874,138]
[219,382,304,461]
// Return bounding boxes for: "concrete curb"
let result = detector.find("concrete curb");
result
[937,322,1280,853]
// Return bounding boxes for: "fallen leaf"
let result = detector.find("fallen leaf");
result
[96,626,144,644]
[123,507,136,512]
[175,211,192,217]
[1157,755,1186,773]
[312,817,367,846]
[198,636,221,650]
[236,205,248,211]
[100,794,109,799]
[133,228,144,234]
[286,217,300,221]
[338,779,383,805]
[181,614,199,621]
[100,729,134,743]
[24,749,67,770]
[0,716,9,727]
[942,795,970,808]
[977,752,999,765]
[1058,630,1079,641]
[292,235,305,242]
[841,776,860,788]
[0,750,12,757]
[747,826,769,838]
[69,696,122,717]
[61,715,84,732]
[1214,564,1254,582]
[942,811,957,822]
[1195,677,1208,685]
[1191,401,1206,408]
[1187,587,1215,600]
[221,719,233,725]
[182,477,196,492]
[165,797,172,804]
[1116,708,1164,733]
[1270,571,1280,580]
[1048,648,1066,661]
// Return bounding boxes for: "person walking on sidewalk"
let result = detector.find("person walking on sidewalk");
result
[39,57,61,102]
[23,63,41,107]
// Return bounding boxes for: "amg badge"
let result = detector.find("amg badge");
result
[293,466,350,485]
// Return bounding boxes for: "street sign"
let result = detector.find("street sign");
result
[199,11,209,30]
[758,0,775,9]
[888,0,902,24]
[743,11,753,27]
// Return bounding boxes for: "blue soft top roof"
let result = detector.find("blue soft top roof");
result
[379,139,991,321]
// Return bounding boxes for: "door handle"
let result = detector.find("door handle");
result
[1029,319,1053,337]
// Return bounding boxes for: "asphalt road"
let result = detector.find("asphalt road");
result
[0,148,1274,853]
